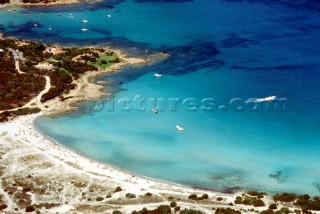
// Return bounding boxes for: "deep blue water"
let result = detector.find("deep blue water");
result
[1,0,320,194]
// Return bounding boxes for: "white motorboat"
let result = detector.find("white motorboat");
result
[256,96,277,103]
[176,125,184,131]
[151,108,158,114]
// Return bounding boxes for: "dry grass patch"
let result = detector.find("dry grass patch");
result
[107,196,163,206]
[19,154,46,164]
[65,161,82,170]
[73,204,116,213]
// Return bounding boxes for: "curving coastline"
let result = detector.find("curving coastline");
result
[1,114,319,213]
[0,36,288,213]
[0,114,232,213]
[1,36,239,213]
[0,40,231,213]
[0,47,318,213]
[1,1,320,213]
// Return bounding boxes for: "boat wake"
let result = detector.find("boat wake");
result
[254,96,277,103]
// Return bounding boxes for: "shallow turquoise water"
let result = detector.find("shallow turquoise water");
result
[2,0,320,194]
[36,67,320,194]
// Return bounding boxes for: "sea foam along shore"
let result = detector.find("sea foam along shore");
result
[0,114,239,213]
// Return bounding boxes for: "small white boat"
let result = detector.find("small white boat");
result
[154,73,162,78]
[82,19,88,23]
[33,24,38,27]
[151,108,158,114]
[81,28,88,31]
[176,125,184,131]
[48,27,52,31]
[256,96,277,103]
[107,14,112,18]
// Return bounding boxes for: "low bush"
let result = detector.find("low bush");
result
[126,193,136,199]
[279,207,290,213]
[234,196,242,204]
[234,195,265,207]
[247,191,266,198]
[253,199,265,207]
[170,201,177,208]
[188,194,198,200]
[131,205,171,214]
[215,207,241,214]
[96,197,104,201]
[273,193,297,202]
[295,195,320,211]
[201,194,209,200]
[302,208,312,214]
[25,206,35,212]
[260,209,275,214]
[0,204,8,210]
[174,206,181,212]
[180,208,203,214]
[145,192,152,197]
[269,203,277,210]
[115,186,122,192]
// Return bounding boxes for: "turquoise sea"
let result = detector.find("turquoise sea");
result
[1,0,320,194]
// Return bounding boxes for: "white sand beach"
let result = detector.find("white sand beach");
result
[0,48,243,213]
[0,114,239,213]
[0,44,300,213]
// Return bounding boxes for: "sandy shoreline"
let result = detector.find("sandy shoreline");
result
[0,47,241,213]
[0,113,238,213]
[0,41,314,213]
[0,49,312,214]
[1,1,319,213]
[1,109,311,213]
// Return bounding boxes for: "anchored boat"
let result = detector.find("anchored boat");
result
[176,125,184,131]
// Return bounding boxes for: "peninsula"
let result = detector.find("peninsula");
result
[0,35,145,122]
